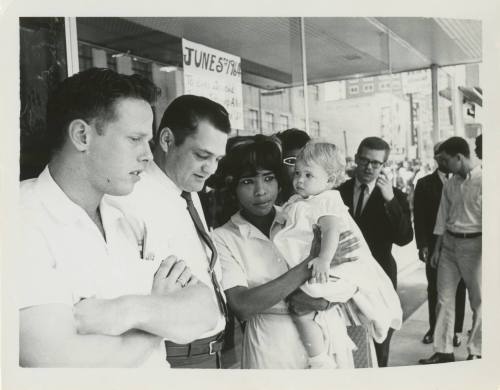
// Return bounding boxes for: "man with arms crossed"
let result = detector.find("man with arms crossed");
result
[19,69,218,367]
[419,136,482,364]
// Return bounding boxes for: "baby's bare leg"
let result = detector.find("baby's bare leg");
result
[292,312,325,357]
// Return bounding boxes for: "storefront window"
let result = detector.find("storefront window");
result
[75,17,306,137]
[19,17,67,179]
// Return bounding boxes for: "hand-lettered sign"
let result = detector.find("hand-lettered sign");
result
[182,38,244,130]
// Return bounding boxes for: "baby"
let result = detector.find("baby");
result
[271,141,401,368]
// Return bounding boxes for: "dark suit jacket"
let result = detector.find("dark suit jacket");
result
[413,170,443,253]
[338,178,413,288]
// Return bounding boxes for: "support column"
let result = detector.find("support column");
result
[64,17,79,76]
[299,17,310,134]
[431,64,440,143]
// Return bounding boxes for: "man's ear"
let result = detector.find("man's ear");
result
[158,127,175,152]
[68,119,91,152]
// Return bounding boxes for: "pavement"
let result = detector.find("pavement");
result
[221,239,475,368]
[389,242,474,366]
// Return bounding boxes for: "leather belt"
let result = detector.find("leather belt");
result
[165,332,224,358]
[447,230,482,239]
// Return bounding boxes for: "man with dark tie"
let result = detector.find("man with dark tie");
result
[111,95,231,368]
[338,136,413,367]
[413,142,466,347]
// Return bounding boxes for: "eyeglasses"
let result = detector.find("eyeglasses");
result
[356,156,384,169]
[283,157,296,166]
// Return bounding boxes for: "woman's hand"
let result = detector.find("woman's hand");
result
[308,224,322,259]
[332,230,360,265]
[308,226,359,267]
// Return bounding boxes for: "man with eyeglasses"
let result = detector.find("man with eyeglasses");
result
[338,136,413,367]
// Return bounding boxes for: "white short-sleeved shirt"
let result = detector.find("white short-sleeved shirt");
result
[109,161,226,337]
[434,165,482,235]
[213,211,308,368]
[18,166,165,367]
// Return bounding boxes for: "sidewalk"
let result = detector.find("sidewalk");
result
[389,263,474,366]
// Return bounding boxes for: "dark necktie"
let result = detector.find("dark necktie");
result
[180,191,228,321]
[354,184,368,221]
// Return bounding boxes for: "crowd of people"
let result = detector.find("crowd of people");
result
[18,68,482,369]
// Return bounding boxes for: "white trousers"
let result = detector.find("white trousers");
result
[433,232,481,355]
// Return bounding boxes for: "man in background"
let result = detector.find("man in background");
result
[338,136,413,367]
[419,136,482,364]
[413,142,466,347]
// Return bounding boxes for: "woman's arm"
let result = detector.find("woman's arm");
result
[222,226,323,321]
[225,258,310,321]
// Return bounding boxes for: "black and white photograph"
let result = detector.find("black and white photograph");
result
[2,1,500,389]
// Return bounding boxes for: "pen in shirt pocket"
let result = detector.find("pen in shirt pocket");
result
[139,222,148,259]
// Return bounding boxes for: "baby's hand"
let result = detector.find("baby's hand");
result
[308,257,330,284]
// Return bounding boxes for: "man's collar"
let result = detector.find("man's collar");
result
[437,169,448,182]
[454,164,481,181]
[230,207,281,240]
[147,161,183,195]
[354,177,376,194]
[35,165,122,226]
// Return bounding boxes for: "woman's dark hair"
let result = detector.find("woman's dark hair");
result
[46,67,159,154]
[216,134,286,194]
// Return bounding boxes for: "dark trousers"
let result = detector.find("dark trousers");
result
[374,257,397,367]
[425,262,466,333]
[375,327,394,367]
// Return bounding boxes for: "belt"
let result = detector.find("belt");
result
[165,332,224,358]
[447,230,482,239]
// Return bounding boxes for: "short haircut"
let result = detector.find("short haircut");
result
[433,141,443,156]
[296,141,345,187]
[275,128,311,153]
[475,134,482,159]
[46,67,159,154]
[357,136,391,161]
[217,134,285,193]
[438,136,470,158]
[157,95,231,146]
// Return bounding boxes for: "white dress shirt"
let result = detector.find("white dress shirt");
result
[18,166,165,367]
[437,169,448,184]
[434,165,482,235]
[111,161,226,337]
